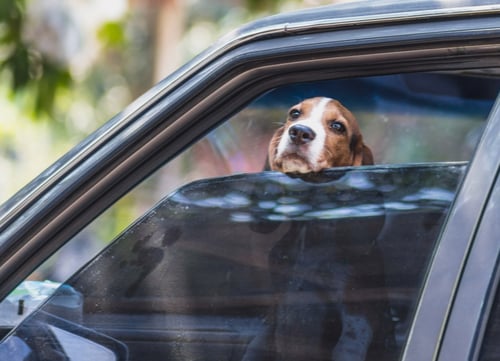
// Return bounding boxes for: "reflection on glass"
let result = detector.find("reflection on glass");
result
[2,164,466,361]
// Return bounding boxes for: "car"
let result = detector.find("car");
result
[0,0,499,360]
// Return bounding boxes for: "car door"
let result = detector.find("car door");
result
[0,2,499,361]
[403,95,500,361]
[431,102,500,361]
[0,89,498,361]
[1,80,499,361]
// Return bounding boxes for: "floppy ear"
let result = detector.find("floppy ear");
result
[267,126,285,170]
[352,135,374,166]
[359,144,374,165]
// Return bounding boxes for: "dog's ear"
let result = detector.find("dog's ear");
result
[263,155,272,171]
[351,134,374,166]
[358,144,374,165]
[267,126,285,171]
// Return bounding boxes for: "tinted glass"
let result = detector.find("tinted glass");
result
[0,163,465,360]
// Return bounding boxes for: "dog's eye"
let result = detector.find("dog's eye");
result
[289,109,301,120]
[329,121,346,133]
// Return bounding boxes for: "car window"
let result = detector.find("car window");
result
[0,164,466,361]
[158,72,494,194]
[0,71,498,360]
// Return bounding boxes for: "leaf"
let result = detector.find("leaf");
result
[97,21,126,48]
[34,61,72,117]
[9,45,31,90]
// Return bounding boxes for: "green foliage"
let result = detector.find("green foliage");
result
[97,21,127,49]
[0,0,27,88]
[0,0,299,120]
[245,0,284,12]
[34,61,72,117]
[0,0,72,118]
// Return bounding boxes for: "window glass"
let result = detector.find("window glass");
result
[0,70,498,359]
[0,164,467,361]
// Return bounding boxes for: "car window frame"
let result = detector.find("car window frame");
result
[402,96,500,361]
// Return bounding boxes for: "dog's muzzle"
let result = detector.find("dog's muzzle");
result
[289,125,316,145]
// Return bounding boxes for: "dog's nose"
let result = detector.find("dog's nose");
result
[289,124,316,145]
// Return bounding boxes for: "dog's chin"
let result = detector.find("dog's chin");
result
[276,155,315,174]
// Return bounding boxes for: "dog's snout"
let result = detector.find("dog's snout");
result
[289,124,316,145]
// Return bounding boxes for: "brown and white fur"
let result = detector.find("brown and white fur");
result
[268,97,373,173]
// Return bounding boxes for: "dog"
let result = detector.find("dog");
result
[268,97,373,173]
[242,99,394,360]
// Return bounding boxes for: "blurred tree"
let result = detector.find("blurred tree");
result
[0,0,317,205]
[0,0,72,117]
[0,0,310,119]
[0,0,310,120]
[245,0,288,12]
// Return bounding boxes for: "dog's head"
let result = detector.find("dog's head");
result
[268,97,373,174]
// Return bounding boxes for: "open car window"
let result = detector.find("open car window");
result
[0,163,467,360]
[154,72,496,196]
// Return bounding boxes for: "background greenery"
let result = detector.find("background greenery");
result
[0,0,332,204]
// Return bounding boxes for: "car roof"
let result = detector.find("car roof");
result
[235,0,500,34]
[164,0,500,105]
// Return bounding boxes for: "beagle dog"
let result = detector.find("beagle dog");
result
[244,99,392,361]
[268,97,373,173]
